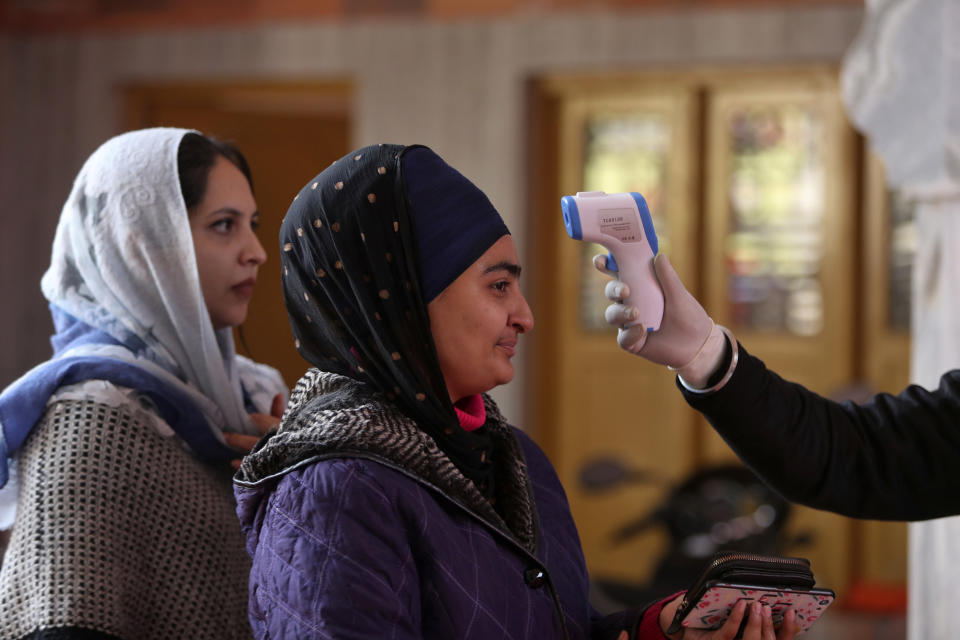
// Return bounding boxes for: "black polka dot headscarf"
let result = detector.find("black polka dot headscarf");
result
[280,144,510,488]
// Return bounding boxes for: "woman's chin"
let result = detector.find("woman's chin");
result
[493,367,515,388]
[209,307,249,331]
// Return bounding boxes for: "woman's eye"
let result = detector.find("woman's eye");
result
[493,280,510,293]
[211,218,234,233]
[251,217,261,232]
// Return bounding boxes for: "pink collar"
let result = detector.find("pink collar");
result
[454,394,486,431]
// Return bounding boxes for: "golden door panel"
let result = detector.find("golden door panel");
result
[702,73,857,392]
[532,78,702,583]
[699,73,857,590]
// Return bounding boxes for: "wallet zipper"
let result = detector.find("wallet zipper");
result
[678,552,812,612]
[707,552,810,572]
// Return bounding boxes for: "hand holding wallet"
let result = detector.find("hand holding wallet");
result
[665,551,835,636]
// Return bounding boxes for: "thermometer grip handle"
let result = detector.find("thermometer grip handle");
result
[612,252,664,331]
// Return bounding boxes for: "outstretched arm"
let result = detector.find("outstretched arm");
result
[597,253,960,521]
[682,345,960,520]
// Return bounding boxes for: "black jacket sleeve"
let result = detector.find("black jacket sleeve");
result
[680,343,960,521]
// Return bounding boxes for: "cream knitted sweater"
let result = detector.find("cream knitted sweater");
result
[0,391,252,639]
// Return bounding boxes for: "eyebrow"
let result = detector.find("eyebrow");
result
[482,261,522,278]
[205,207,259,218]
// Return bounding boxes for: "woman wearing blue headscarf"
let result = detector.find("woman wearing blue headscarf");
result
[0,128,287,639]
[233,145,794,640]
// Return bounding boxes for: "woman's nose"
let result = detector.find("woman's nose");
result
[512,292,535,333]
[243,229,268,266]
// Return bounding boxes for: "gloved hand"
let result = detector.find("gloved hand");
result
[595,253,727,387]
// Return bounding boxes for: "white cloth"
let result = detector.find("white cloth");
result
[907,189,960,640]
[843,2,960,636]
[841,0,960,189]
[40,127,263,436]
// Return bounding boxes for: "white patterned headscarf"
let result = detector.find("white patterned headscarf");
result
[0,128,285,498]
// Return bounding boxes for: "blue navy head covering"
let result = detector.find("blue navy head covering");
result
[402,146,510,302]
[279,144,508,494]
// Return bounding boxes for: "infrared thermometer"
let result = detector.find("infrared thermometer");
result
[561,191,664,331]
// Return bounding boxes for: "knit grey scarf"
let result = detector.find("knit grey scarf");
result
[235,370,539,553]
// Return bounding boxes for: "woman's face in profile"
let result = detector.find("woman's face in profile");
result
[189,155,267,330]
[427,235,535,403]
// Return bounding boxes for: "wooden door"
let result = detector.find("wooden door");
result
[529,68,897,594]
[699,72,857,591]
[125,82,352,388]
[530,75,704,583]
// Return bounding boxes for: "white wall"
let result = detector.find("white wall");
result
[0,5,863,421]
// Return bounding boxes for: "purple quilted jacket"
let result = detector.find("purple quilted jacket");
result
[234,371,654,639]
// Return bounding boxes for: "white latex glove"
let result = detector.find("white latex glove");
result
[595,253,726,387]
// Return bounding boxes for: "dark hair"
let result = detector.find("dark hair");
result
[177,132,254,211]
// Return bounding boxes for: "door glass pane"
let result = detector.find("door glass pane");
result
[888,189,915,331]
[579,112,672,330]
[725,105,825,335]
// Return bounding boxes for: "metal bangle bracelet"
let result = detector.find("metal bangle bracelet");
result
[677,325,739,395]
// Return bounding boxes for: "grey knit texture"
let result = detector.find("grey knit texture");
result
[0,399,253,639]
[236,369,538,554]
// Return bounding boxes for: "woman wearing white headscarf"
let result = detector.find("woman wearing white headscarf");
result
[0,128,287,639]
